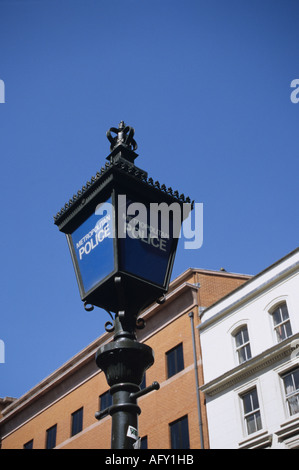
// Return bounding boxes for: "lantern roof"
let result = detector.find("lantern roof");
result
[54,122,193,231]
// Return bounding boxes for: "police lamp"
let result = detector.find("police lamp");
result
[54,122,192,449]
[54,121,192,316]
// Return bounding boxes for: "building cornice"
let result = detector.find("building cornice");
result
[169,267,251,292]
[201,333,299,396]
[198,251,299,332]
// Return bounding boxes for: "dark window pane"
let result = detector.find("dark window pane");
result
[246,411,262,435]
[71,407,83,436]
[170,415,190,449]
[235,330,243,347]
[243,389,258,413]
[46,424,57,449]
[242,328,249,343]
[293,369,299,390]
[166,343,184,378]
[140,436,148,449]
[273,308,282,326]
[276,325,285,342]
[100,391,112,410]
[287,396,299,415]
[283,372,294,392]
[256,411,262,431]
[283,367,299,416]
[243,392,253,414]
[285,321,293,338]
[140,374,146,390]
[246,413,256,435]
[23,439,33,449]
[238,347,247,364]
[281,303,289,321]
[251,389,259,410]
[245,344,252,360]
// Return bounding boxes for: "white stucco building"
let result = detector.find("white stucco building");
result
[199,248,299,449]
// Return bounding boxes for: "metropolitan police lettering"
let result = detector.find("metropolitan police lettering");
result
[124,214,168,252]
[76,214,111,260]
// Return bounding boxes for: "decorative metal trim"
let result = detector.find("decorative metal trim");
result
[135,318,146,330]
[107,121,137,152]
[53,122,194,225]
[84,301,94,312]
[104,309,116,333]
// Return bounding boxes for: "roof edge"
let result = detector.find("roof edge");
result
[199,246,299,327]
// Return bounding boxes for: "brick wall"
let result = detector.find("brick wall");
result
[0,269,250,449]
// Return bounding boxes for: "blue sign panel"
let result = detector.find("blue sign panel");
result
[119,198,175,287]
[71,198,115,294]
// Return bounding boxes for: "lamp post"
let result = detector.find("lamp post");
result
[54,122,192,449]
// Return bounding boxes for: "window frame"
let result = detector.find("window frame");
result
[140,373,146,390]
[240,387,263,436]
[71,407,83,437]
[46,424,57,449]
[270,301,293,343]
[169,415,190,449]
[281,367,299,418]
[166,343,184,379]
[140,436,148,449]
[23,439,33,449]
[233,325,252,365]
[100,390,112,411]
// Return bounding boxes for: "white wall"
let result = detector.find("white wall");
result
[201,264,299,384]
[200,250,299,448]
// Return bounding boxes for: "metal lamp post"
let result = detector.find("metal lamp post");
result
[54,122,192,449]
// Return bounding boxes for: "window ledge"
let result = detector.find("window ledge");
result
[238,430,272,449]
[201,333,299,396]
[275,415,299,440]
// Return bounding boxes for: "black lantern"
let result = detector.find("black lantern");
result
[54,122,193,449]
[54,122,192,316]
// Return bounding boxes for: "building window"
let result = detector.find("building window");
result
[140,373,146,390]
[140,436,148,449]
[23,439,33,449]
[71,407,83,436]
[166,343,184,378]
[46,424,57,449]
[234,326,252,364]
[282,367,299,416]
[271,302,292,343]
[100,390,112,411]
[241,388,262,435]
[169,415,190,449]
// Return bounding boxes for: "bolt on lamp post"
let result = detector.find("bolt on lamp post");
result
[54,122,193,449]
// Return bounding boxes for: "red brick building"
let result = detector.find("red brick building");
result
[0,268,250,449]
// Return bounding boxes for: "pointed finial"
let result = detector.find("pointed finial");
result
[106,121,138,152]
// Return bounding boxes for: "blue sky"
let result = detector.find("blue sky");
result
[0,0,298,398]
